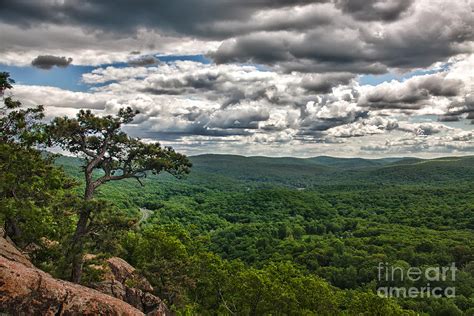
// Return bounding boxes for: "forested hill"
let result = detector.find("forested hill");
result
[57,153,474,189]
[52,153,474,315]
[190,154,474,185]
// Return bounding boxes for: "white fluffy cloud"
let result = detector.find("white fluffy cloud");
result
[8,54,473,157]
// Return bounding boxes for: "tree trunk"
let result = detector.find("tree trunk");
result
[4,217,22,244]
[69,180,95,283]
[69,209,89,283]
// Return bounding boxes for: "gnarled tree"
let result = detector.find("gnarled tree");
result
[49,108,192,283]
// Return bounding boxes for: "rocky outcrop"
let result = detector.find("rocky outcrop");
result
[107,257,153,292]
[0,232,168,315]
[92,257,169,315]
[0,256,143,315]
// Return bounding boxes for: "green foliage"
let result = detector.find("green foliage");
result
[0,72,76,250]
[121,226,195,305]
[69,153,473,314]
[121,223,413,315]
[0,142,76,249]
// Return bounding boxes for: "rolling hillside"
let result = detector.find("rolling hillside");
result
[56,153,474,189]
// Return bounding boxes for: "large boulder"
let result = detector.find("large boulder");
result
[0,242,143,315]
[0,230,170,316]
[92,257,169,315]
[107,257,153,292]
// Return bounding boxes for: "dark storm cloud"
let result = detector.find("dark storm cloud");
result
[301,73,354,93]
[210,1,473,73]
[335,0,414,21]
[128,55,159,66]
[446,95,474,118]
[299,102,369,133]
[139,72,222,96]
[0,0,327,38]
[125,124,251,141]
[2,0,472,75]
[211,16,472,74]
[299,118,355,132]
[31,55,73,69]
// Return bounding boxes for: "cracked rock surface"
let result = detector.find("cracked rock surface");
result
[0,234,144,315]
[92,257,169,315]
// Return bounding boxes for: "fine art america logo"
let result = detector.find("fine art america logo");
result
[377,262,457,298]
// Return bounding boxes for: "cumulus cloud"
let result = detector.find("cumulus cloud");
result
[31,55,72,69]
[327,116,398,137]
[358,73,463,110]
[12,85,108,111]
[298,99,367,134]
[11,62,358,145]
[13,76,474,157]
[83,62,354,110]
[361,130,474,154]
[207,107,270,129]
[13,53,473,157]
[1,0,473,157]
[301,73,355,93]
[398,122,451,136]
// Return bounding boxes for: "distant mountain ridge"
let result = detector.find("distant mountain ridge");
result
[56,153,474,189]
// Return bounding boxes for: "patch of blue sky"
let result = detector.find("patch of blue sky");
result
[156,54,211,64]
[442,119,474,131]
[358,62,451,86]
[1,64,97,92]
[0,54,212,92]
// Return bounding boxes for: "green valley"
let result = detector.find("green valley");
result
[54,153,474,315]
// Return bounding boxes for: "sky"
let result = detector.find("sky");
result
[0,0,473,158]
